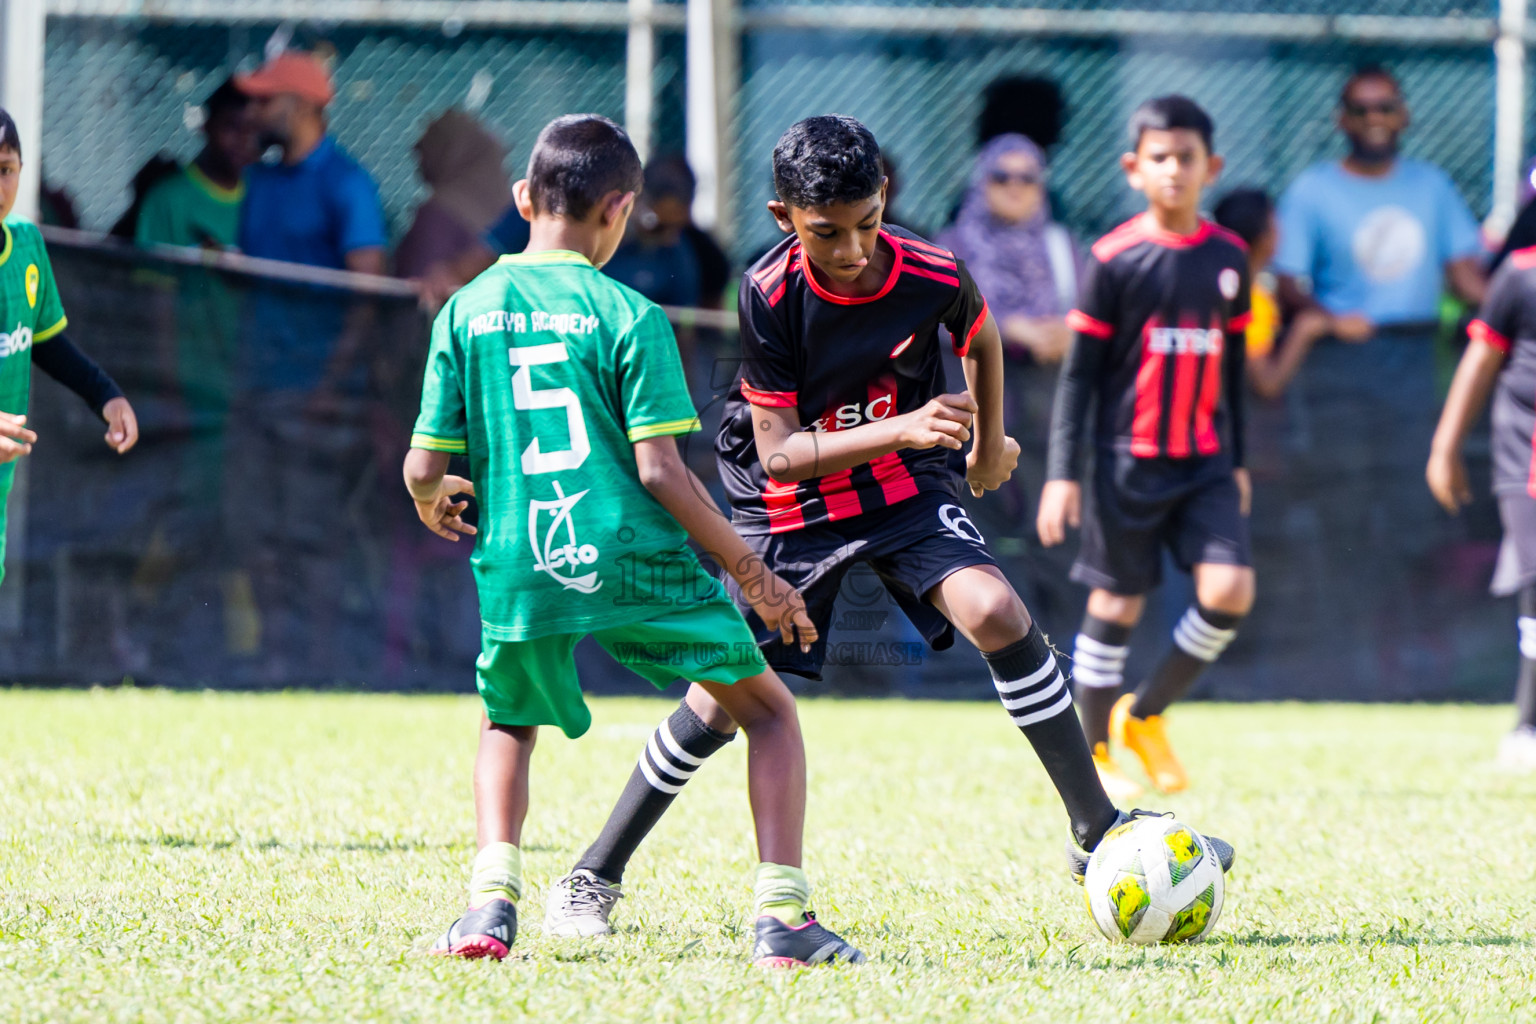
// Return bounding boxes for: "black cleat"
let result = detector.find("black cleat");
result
[430,898,517,960]
[751,912,866,967]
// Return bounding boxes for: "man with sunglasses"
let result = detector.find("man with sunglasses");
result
[1273,64,1486,335]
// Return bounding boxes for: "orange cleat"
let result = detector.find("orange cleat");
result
[1110,694,1188,793]
[1091,742,1145,803]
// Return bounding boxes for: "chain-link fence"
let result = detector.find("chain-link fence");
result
[33,1,1522,257]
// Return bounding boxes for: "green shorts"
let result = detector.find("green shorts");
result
[476,589,769,739]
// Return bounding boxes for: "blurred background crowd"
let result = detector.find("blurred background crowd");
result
[3,5,1530,701]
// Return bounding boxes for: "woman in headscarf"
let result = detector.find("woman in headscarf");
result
[938,133,1078,362]
[938,133,1083,638]
[395,110,513,280]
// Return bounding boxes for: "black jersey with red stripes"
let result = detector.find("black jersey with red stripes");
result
[1046,213,1251,482]
[1468,246,1536,497]
[717,225,989,534]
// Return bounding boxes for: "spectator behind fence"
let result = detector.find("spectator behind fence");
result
[936,132,1081,640]
[395,111,513,281]
[1213,188,1332,399]
[602,157,703,308]
[234,52,386,274]
[646,155,732,309]
[134,79,258,250]
[938,134,1076,363]
[109,156,180,241]
[1274,65,1486,337]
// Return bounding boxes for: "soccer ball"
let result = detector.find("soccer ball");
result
[1084,815,1225,945]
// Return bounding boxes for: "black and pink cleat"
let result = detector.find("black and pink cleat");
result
[751,912,865,967]
[431,898,517,960]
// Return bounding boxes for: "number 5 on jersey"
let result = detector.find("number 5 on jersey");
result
[510,342,590,474]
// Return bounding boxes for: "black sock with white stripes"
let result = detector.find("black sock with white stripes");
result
[1129,605,1242,719]
[574,700,735,883]
[1071,615,1134,749]
[983,622,1119,850]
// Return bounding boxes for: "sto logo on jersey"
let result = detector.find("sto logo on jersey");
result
[25,265,39,309]
[529,482,602,593]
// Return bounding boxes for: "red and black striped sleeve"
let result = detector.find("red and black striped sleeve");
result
[1047,253,1118,481]
[940,255,991,357]
[1469,259,1523,356]
[737,269,800,409]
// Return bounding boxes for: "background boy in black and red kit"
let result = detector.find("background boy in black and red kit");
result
[1039,96,1257,801]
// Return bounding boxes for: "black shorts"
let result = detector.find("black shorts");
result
[1492,490,1536,596]
[1072,452,1251,596]
[726,490,1001,679]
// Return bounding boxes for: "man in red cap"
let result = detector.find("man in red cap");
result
[235,51,386,274]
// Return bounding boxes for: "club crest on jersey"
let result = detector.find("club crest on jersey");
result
[529,481,601,593]
[1147,326,1223,356]
[1218,268,1240,301]
[939,503,986,545]
[25,264,39,308]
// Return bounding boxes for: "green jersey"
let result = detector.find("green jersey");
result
[412,250,705,641]
[134,164,244,249]
[1,219,69,579]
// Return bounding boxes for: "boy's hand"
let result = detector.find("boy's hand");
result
[1234,467,1252,517]
[895,392,976,451]
[0,412,36,465]
[743,566,818,653]
[1036,480,1081,547]
[1426,447,1471,514]
[102,397,139,454]
[967,435,1021,497]
[414,475,478,541]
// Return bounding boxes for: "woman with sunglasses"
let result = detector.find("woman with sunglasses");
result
[938,133,1082,640]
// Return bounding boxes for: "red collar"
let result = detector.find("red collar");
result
[800,230,905,305]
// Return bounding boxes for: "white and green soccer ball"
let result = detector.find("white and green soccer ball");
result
[1084,815,1225,945]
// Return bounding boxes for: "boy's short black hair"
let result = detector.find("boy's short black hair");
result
[204,78,248,122]
[1128,95,1215,155]
[772,115,884,209]
[526,114,643,220]
[1213,188,1274,247]
[0,107,21,159]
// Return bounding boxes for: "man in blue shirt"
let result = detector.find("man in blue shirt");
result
[1274,65,1486,338]
[235,52,386,275]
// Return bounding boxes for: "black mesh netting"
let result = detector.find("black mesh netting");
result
[0,240,1515,700]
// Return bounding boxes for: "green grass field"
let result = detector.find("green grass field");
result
[2,690,1534,1023]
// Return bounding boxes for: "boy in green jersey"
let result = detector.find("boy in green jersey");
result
[0,109,139,587]
[404,114,862,966]
[134,79,256,250]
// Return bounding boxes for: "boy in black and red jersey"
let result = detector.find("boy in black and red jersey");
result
[542,115,1235,941]
[1039,97,1255,800]
[1427,249,1536,770]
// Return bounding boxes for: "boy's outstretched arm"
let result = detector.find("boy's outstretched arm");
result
[403,447,477,541]
[958,312,1021,497]
[31,335,138,454]
[633,434,816,651]
[1427,337,1505,514]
